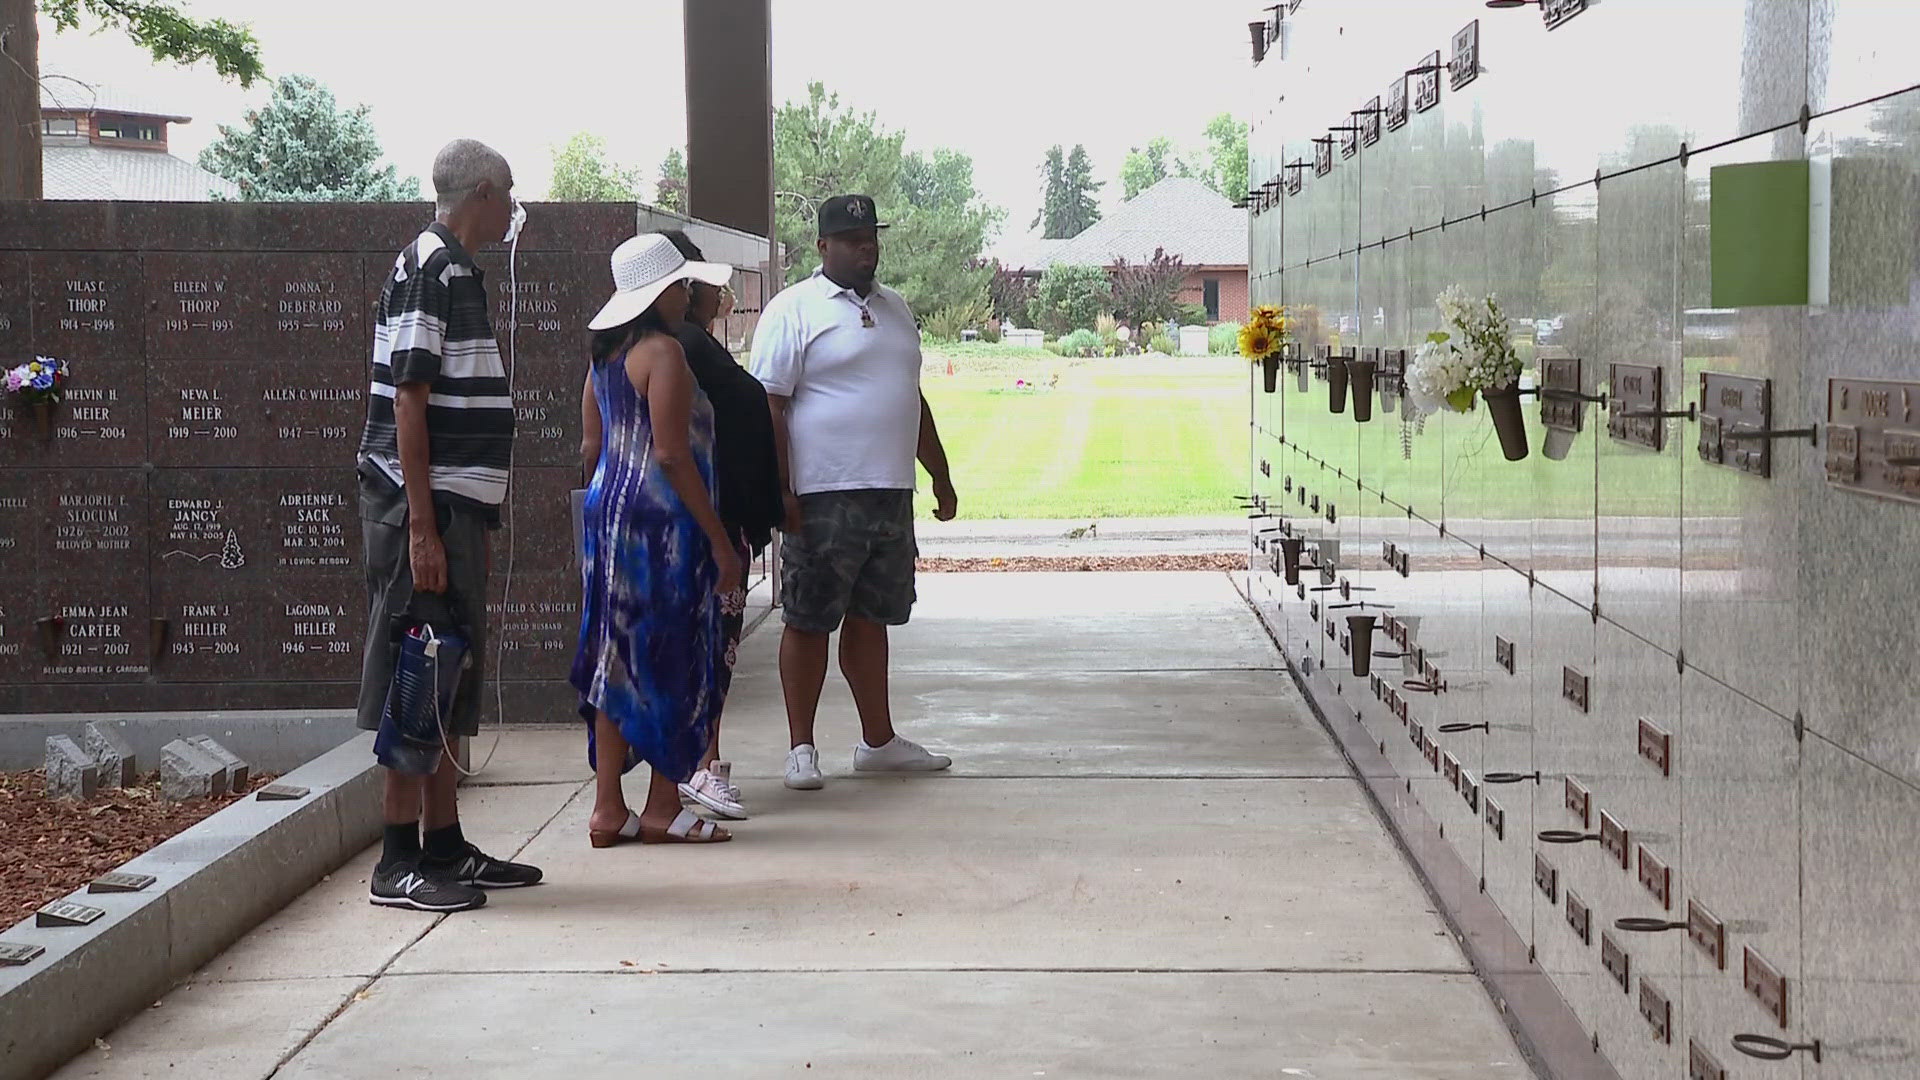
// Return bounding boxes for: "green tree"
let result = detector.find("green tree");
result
[1032,264,1113,336]
[1120,136,1193,200]
[547,131,640,202]
[1196,113,1249,200]
[199,75,416,201]
[655,147,687,212]
[772,82,1001,317]
[2,0,265,198]
[1034,143,1102,239]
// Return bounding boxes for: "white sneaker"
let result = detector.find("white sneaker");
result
[785,744,825,790]
[679,762,748,820]
[854,736,953,773]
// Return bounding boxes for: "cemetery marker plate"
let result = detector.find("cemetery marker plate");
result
[0,941,46,966]
[88,871,157,894]
[256,781,311,801]
[37,900,107,927]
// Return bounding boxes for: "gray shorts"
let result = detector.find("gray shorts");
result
[355,467,492,737]
[780,489,917,634]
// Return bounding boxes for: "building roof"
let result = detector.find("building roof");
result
[42,145,241,202]
[39,77,193,123]
[1045,176,1247,269]
[983,232,1069,272]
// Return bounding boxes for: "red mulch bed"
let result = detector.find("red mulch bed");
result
[0,770,273,928]
[917,554,1246,573]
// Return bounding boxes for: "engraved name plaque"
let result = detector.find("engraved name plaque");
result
[1449,21,1481,92]
[1387,77,1409,132]
[1543,0,1588,30]
[0,941,46,965]
[1413,51,1442,113]
[1608,363,1667,451]
[1540,357,1584,433]
[1360,96,1382,146]
[37,899,106,927]
[1826,378,1920,504]
[1698,372,1774,478]
[1314,137,1334,178]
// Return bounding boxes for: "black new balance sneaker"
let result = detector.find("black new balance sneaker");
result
[422,842,544,889]
[369,861,487,912]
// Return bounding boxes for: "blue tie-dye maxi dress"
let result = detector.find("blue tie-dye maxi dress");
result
[571,347,724,782]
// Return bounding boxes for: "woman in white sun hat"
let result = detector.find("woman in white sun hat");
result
[572,233,743,848]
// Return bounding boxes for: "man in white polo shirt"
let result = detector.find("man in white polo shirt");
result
[751,194,959,790]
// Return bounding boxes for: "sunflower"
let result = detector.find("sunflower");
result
[1238,324,1278,361]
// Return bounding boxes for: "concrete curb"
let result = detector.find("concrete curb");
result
[0,732,381,1080]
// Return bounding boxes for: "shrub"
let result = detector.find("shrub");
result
[923,296,993,342]
[988,263,1037,328]
[1208,322,1242,355]
[1056,328,1101,356]
[1149,333,1177,355]
[1110,246,1187,326]
[977,320,1001,344]
[1175,302,1210,325]
[1033,264,1113,337]
[1094,313,1120,348]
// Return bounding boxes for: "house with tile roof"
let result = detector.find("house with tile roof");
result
[39,78,240,201]
[989,176,1249,324]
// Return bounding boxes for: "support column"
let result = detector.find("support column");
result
[0,0,44,200]
[682,0,772,241]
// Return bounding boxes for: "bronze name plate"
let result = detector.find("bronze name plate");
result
[1698,372,1774,477]
[1540,357,1584,433]
[1826,378,1920,504]
[1608,363,1666,450]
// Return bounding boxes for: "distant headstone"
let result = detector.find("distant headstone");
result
[83,722,138,788]
[44,735,99,800]
[159,739,222,800]
[187,736,250,792]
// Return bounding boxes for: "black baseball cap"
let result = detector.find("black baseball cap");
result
[817,194,890,237]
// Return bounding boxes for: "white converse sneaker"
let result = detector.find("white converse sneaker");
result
[854,736,953,773]
[679,763,749,820]
[784,744,824,790]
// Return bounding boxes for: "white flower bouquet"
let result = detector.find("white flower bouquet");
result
[1404,287,1521,416]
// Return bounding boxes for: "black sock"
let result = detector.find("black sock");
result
[423,821,467,860]
[380,823,421,871]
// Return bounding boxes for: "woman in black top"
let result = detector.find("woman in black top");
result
[662,230,784,822]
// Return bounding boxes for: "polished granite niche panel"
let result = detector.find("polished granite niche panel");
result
[1679,135,1810,721]
[1594,157,1684,652]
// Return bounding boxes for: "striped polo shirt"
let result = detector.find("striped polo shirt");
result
[358,223,514,509]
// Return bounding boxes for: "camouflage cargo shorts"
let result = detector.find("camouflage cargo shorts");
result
[780,489,917,634]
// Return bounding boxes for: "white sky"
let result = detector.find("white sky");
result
[37,0,1258,243]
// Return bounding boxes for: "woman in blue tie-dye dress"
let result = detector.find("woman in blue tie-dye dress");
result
[572,234,742,847]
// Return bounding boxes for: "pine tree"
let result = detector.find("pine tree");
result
[1032,145,1067,237]
[1061,145,1104,236]
[199,75,417,202]
[219,529,244,570]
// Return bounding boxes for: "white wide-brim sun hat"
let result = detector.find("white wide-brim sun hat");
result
[587,233,733,331]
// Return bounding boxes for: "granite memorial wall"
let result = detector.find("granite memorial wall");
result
[1247,2,1920,1078]
[0,201,771,718]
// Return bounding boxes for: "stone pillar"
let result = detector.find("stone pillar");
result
[683,0,773,243]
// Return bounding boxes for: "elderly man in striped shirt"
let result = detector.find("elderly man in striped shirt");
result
[355,139,542,913]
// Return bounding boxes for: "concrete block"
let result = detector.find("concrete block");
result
[43,736,98,800]
[83,722,138,788]
[159,739,224,800]
[188,735,250,792]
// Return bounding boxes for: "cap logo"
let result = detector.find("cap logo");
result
[849,199,867,219]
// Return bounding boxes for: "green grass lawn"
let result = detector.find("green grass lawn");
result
[908,342,1751,522]
[916,347,1249,520]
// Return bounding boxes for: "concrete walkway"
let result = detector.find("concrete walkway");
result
[52,573,1532,1079]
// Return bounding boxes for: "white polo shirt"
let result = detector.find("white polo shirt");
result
[749,271,922,495]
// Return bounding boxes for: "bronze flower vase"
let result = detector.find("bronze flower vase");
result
[1327,356,1349,414]
[1483,386,1530,461]
[1347,359,1377,422]
[1347,614,1378,677]
[32,400,53,440]
[1261,355,1279,393]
